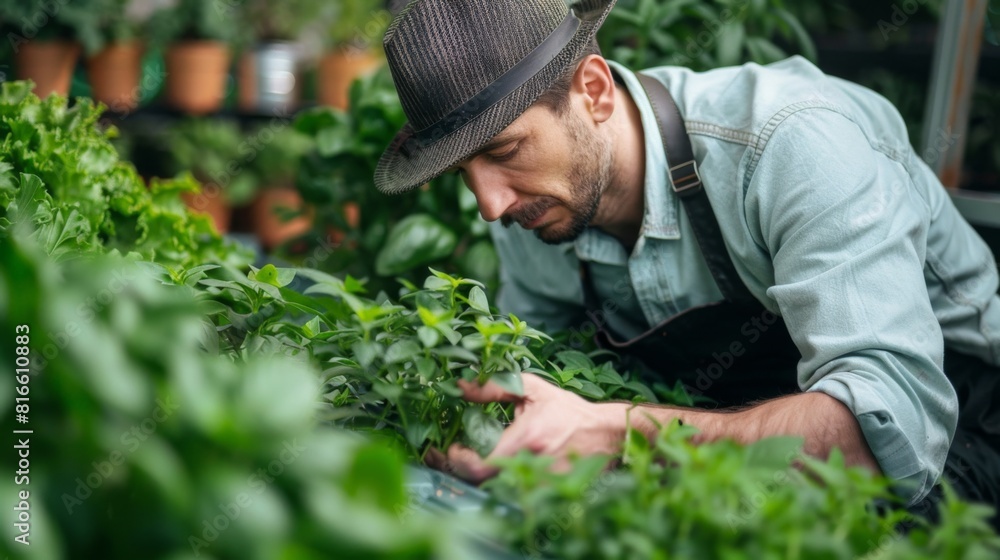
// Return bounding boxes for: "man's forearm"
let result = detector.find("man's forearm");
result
[601,392,882,474]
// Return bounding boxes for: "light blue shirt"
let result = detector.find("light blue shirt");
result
[490,57,1000,503]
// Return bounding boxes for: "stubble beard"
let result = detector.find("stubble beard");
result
[502,111,614,245]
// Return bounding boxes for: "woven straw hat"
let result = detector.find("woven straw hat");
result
[374,0,617,194]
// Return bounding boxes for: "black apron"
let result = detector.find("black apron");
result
[579,72,1000,527]
[582,72,801,408]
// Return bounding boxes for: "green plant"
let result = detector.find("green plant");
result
[246,124,314,189]
[598,0,817,71]
[167,118,257,205]
[58,0,143,55]
[179,260,665,460]
[147,0,238,47]
[292,68,497,295]
[0,1,76,43]
[320,0,391,50]
[0,235,487,560]
[168,120,314,206]
[485,420,1000,559]
[237,0,325,43]
[0,81,246,268]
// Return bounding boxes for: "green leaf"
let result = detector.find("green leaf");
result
[417,325,441,348]
[716,22,746,67]
[180,263,221,283]
[423,275,452,290]
[343,275,367,294]
[745,37,787,64]
[744,436,803,471]
[776,9,817,61]
[302,316,323,338]
[575,380,606,400]
[624,380,657,403]
[433,345,479,363]
[556,350,595,371]
[417,305,440,327]
[414,357,437,380]
[315,124,354,157]
[372,380,403,401]
[252,263,296,287]
[467,285,491,314]
[352,340,383,368]
[595,366,625,387]
[458,241,499,285]
[462,406,504,457]
[404,421,435,450]
[374,214,458,276]
[489,372,524,397]
[434,323,463,345]
[384,340,421,365]
[343,442,407,511]
[435,379,465,398]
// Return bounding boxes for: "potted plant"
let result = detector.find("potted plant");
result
[316,0,389,110]
[148,0,236,114]
[0,2,80,97]
[59,0,147,112]
[245,125,315,250]
[167,118,255,233]
[235,0,323,113]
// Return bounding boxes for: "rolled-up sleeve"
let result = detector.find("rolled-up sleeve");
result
[745,108,959,504]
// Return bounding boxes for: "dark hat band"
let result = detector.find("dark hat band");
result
[412,10,582,147]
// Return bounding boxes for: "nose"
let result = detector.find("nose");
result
[462,164,518,222]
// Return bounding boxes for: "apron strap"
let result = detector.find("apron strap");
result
[633,71,760,309]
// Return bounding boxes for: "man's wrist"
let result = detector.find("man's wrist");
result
[597,400,741,448]
[597,401,682,444]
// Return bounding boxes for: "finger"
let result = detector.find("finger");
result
[458,372,560,404]
[488,417,542,459]
[423,447,448,471]
[457,378,524,404]
[446,443,500,484]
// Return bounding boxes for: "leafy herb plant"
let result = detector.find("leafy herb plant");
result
[0,81,246,269]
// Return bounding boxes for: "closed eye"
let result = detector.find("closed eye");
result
[488,143,520,163]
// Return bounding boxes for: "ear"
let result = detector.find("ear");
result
[571,55,615,125]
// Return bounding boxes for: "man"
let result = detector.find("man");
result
[374,0,1000,522]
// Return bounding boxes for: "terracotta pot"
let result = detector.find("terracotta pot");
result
[181,184,231,234]
[164,41,231,114]
[251,187,314,250]
[86,41,144,112]
[15,40,81,98]
[317,48,382,110]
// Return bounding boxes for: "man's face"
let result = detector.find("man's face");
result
[453,103,614,244]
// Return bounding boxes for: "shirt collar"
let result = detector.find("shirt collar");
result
[573,61,681,265]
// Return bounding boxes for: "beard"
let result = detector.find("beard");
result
[500,109,614,245]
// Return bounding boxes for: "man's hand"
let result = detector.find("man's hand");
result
[424,373,624,484]
[425,373,883,484]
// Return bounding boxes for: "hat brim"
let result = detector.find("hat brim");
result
[374,0,617,195]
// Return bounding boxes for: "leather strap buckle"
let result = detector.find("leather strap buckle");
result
[669,160,702,195]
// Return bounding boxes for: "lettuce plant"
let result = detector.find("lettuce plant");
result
[0,81,248,269]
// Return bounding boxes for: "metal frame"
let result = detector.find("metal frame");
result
[921,0,990,188]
